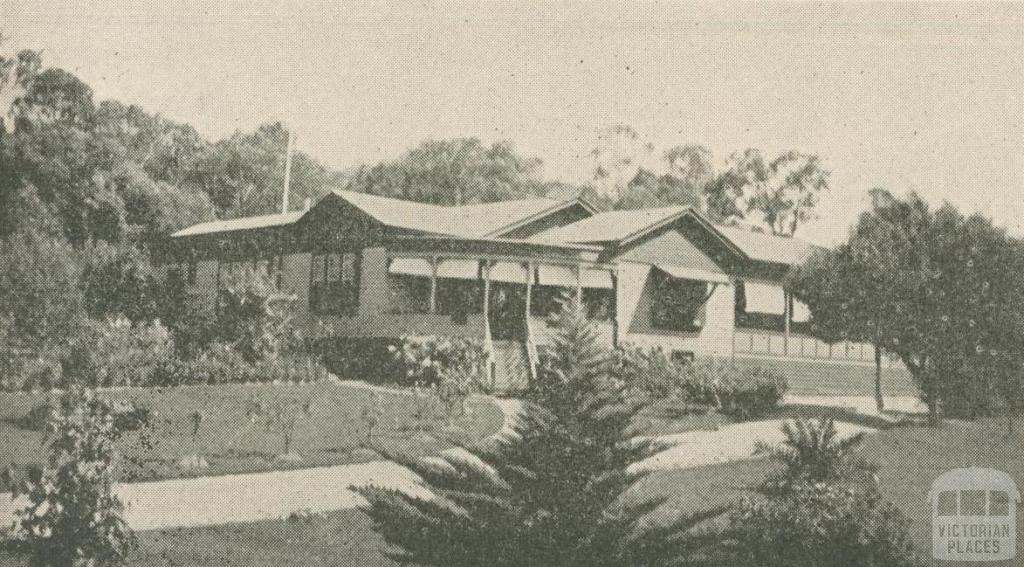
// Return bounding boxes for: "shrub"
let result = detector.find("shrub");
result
[614,346,689,400]
[321,337,405,383]
[389,336,487,388]
[61,317,176,388]
[756,417,875,495]
[614,351,787,420]
[6,387,137,566]
[216,268,300,363]
[680,360,787,420]
[725,482,918,567]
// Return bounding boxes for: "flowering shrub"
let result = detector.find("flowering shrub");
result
[389,336,487,388]
[7,387,137,566]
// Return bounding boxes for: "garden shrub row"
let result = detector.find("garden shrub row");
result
[616,347,788,420]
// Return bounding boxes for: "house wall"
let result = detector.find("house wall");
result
[615,262,735,357]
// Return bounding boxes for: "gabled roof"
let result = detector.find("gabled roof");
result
[329,189,580,238]
[712,223,819,266]
[171,189,584,241]
[171,211,304,238]
[530,206,690,245]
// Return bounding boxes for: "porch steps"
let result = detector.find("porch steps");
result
[491,340,531,392]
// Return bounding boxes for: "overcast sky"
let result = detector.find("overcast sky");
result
[2,1,1021,245]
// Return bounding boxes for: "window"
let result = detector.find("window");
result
[650,269,707,332]
[310,251,360,315]
[186,261,198,285]
[582,288,615,321]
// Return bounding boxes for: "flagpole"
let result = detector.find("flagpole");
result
[281,128,294,213]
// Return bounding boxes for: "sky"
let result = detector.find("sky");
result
[1,1,1022,245]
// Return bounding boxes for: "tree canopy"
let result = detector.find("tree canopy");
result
[790,189,1024,423]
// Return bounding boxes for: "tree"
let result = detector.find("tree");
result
[791,190,1022,424]
[708,149,829,235]
[198,122,337,217]
[590,124,654,201]
[347,138,544,206]
[615,167,702,210]
[0,231,85,350]
[0,47,42,135]
[788,233,900,412]
[355,301,720,566]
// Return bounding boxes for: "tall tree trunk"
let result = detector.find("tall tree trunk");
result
[874,344,885,412]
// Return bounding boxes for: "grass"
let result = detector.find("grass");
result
[0,381,503,485]
[628,417,1024,565]
[0,509,396,567]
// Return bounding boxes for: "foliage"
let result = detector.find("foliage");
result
[197,122,337,217]
[215,268,301,363]
[756,417,874,495]
[792,190,1024,423]
[0,232,85,350]
[80,242,161,324]
[707,148,829,235]
[613,346,689,400]
[347,138,545,206]
[60,317,175,389]
[724,482,918,567]
[6,387,137,567]
[389,336,487,388]
[356,300,721,567]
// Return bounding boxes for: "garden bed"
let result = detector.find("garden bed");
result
[0,381,503,485]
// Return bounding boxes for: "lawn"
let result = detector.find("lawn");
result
[0,509,397,567]
[0,381,503,486]
[628,417,1024,566]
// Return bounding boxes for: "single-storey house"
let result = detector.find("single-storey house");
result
[160,189,913,394]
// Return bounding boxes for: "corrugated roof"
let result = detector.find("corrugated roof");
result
[712,223,819,265]
[171,211,304,238]
[530,206,689,245]
[172,190,575,240]
[331,189,567,238]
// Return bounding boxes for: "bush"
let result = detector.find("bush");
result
[60,317,176,388]
[614,346,689,400]
[614,351,787,420]
[6,387,137,566]
[216,268,300,363]
[725,483,918,567]
[321,337,405,383]
[680,360,787,420]
[389,336,487,388]
[757,417,875,495]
